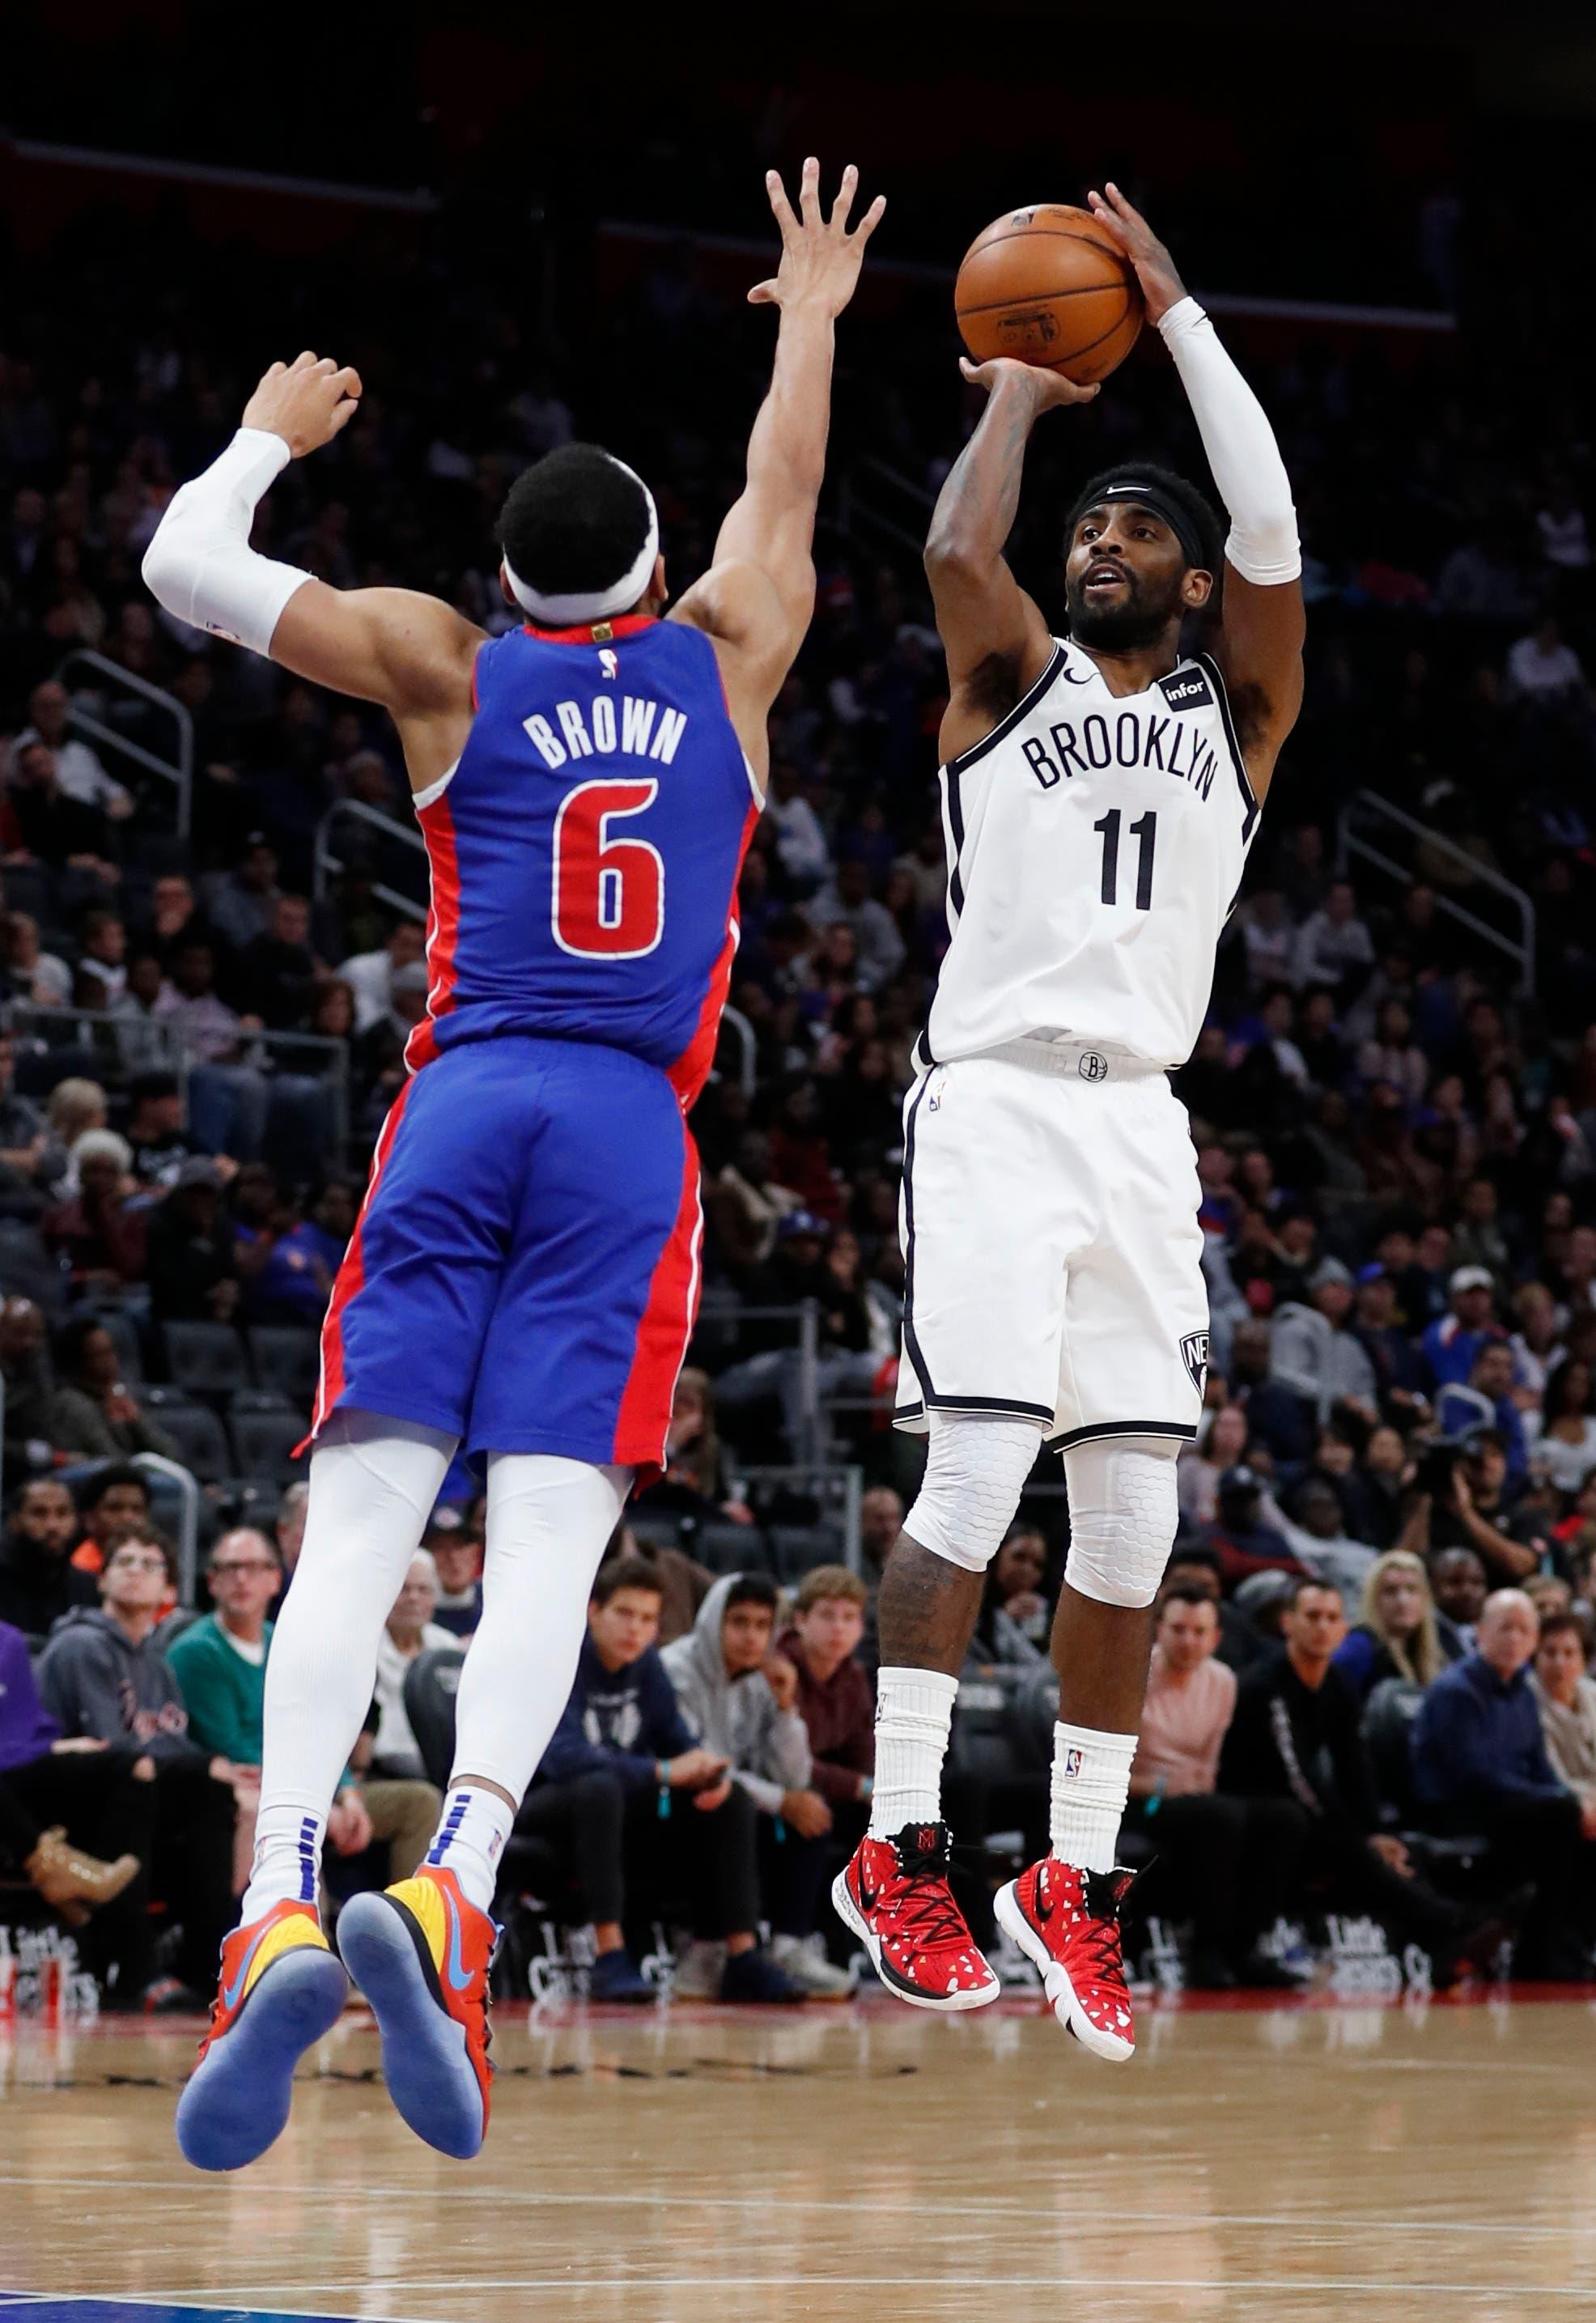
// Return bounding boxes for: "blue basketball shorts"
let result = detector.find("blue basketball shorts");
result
[307,1036,700,1477]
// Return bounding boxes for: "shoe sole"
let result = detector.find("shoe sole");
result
[993,1881,1134,2062]
[337,1892,486,2159]
[831,1870,1000,2014]
[175,1946,349,2172]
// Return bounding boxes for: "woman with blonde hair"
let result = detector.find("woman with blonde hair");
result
[1332,1548,1444,1701]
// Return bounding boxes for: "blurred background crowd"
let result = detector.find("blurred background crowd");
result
[6,5,1596,2004]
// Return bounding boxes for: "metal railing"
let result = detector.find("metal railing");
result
[735,1463,864,1574]
[314,798,428,924]
[835,455,935,557]
[53,648,193,839]
[1337,788,1536,996]
[134,1453,202,1606]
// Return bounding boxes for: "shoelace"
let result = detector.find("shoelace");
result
[1069,1893,1129,1994]
[886,1862,975,1951]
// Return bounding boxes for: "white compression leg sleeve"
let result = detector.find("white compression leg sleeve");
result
[242,1410,459,1922]
[905,1412,1044,1573]
[427,1455,630,1909]
[1061,1434,1182,1609]
[1156,298,1301,587]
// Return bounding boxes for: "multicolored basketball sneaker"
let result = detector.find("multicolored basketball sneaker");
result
[336,1866,498,2159]
[175,1900,349,2172]
[995,1858,1137,2062]
[833,1822,1000,2011]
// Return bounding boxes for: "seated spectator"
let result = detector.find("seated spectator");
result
[0,1031,52,1216]
[1352,1272,1428,1423]
[1530,1612,1596,1811]
[1220,1576,1491,1977]
[1342,1421,1412,1551]
[1437,1343,1530,1487]
[1178,1403,1251,1528]
[370,1549,455,1778]
[1290,879,1373,996]
[0,1614,143,1961]
[241,891,320,1030]
[663,1573,843,1994]
[48,1316,182,1464]
[1270,1258,1379,1426]
[73,907,128,1012]
[171,1529,439,1893]
[206,835,282,955]
[1333,1548,1446,1703]
[337,919,427,1034]
[1411,1590,1596,1979]
[0,1476,96,1638]
[39,1130,146,1292]
[153,942,268,1159]
[528,1556,801,2003]
[10,738,117,879]
[1419,1427,1548,1584]
[1525,1357,1596,1498]
[124,1069,199,1192]
[1225,1319,1317,1465]
[37,1528,236,2006]
[14,679,132,818]
[966,1528,1050,1670]
[1124,1585,1301,1988]
[1,1296,56,1481]
[704,1128,800,1275]
[604,1523,712,1649]
[425,1513,482,1641]
[1422,1267,1500,1391]
[68,1463,155,1578]
[637,1367,753,1527]
[1278,1476,1377,1612]
[1200,1464,1305,1593]
[241,1178,353,1325]
[777,1563,874,1835]
[1428,1544,1488,1657]
[270,1479,309,1607]
[1160,1544,1266,1672]
[146,1158,240,1323]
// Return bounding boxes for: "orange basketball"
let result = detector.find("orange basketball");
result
[955,203,1144,385]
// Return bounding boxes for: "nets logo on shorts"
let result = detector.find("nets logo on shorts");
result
[1180,1330,1210,1397]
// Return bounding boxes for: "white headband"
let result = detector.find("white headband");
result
[502,455,660,626]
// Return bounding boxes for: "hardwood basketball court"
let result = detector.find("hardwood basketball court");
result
[3,1989,1593,2321]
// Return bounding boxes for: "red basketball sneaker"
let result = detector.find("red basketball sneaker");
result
[833,1823,1000,2011]
[995,1858,1137,2062]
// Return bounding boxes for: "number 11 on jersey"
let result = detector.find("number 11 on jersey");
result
[1093,808,1157,910]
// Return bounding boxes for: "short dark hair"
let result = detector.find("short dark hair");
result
[83,1462,150,1512]
[1064,462,1223,576]
[1284,1573,1342,1612]
[105,1524,177,1586]
[723,1573,779,1617]
[496,444,653,605]
[1160,1583,1220,1615]
[592,1554,664,1607]
[1538,1610,1591,1655]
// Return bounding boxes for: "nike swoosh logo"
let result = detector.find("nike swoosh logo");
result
[220,1921,273,2014]
[442,1889,474,1995]
[857,1878,880,1914]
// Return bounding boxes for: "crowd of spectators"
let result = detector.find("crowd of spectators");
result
[5,161,1596,1998]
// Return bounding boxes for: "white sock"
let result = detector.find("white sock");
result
[422,1784,516,1913]
[241,1410,458,1924]
[1049,1720,1137,1875]
[447,1452,629,1805]
[868,1667,958,1838]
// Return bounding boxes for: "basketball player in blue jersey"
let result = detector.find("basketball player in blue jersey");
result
[143,159,884,2171]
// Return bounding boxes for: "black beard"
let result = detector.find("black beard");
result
[1063,575,1176,653]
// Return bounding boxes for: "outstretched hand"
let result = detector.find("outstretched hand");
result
[1085,183,1189,325]
[748,159,885,317]
[242,351,363,459]
[957,355,1098,412]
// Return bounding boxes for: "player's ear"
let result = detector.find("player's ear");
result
[1182,567,1214,611]
[645,550,668,610]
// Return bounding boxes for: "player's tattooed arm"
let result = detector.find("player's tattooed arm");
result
[927,360,1096,764]
[674,159,885,780]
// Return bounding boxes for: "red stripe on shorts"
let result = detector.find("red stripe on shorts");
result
[302,1075,419,1450]
[611,1133,704,1483]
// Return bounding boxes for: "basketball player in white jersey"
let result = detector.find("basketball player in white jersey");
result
[834,185,1304,2055]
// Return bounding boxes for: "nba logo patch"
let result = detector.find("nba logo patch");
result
[1062,1746,1083,1779]
[1180,1330,1209,1397]
[598,648,618,681]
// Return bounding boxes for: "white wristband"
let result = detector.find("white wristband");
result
[142,427,310,655]
[1154,299,1301,588]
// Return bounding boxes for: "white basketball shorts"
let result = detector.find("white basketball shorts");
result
[894,1043,1209,1452]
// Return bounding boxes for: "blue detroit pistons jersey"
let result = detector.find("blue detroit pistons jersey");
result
[408,613,758,1106]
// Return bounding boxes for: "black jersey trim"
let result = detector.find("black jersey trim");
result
[943,643,1068,777]
[1045,1417,1199,1454]
[1193,650,1259,845]
[943,761,966,919]
[895,1395,1054,1429]
[898,1074,935,1402]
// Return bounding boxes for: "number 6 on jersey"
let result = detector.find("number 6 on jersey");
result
[551,778,665,958]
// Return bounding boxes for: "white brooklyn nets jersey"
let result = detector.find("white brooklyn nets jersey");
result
[922,638,1259,1070]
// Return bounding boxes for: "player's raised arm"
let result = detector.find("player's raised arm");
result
[142,353,483,793]
[1088,184,1305,794]
[672,159,884,775]
[925,359,1100,762]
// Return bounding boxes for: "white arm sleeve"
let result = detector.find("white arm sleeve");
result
[141,427,311,654]
[1156,298,1301,588]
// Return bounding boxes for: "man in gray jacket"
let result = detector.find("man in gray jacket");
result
[664,1573,853,1995]
[1269,1258,1379,1427]
[39,1530,236,2005]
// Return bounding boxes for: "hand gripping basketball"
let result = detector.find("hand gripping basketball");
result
[957,355,1099,413]
[748,158,886,318]
[1085,184,1190,326]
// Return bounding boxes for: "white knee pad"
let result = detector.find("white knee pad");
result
[1061,1434,1181,1609]
[905,1414,1043,1573]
